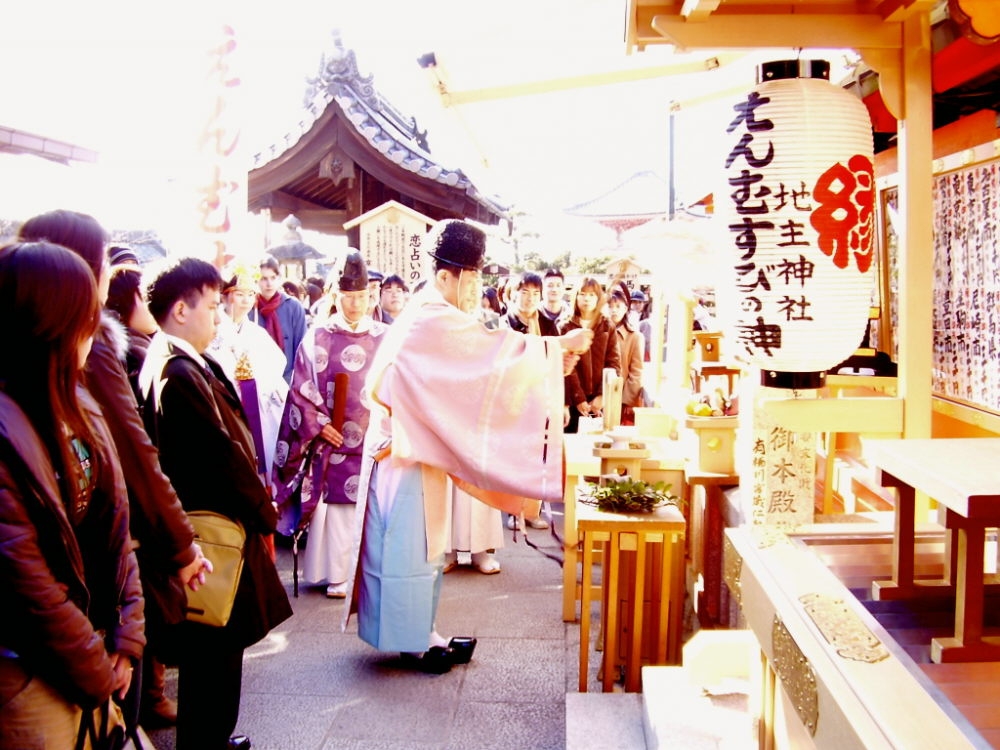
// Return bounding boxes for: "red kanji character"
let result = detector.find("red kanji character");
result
[810,155,875,272]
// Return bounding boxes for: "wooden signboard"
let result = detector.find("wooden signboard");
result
[343,200,433,287]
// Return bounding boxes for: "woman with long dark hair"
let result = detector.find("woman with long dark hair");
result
[19,209,209,731]
[607,281,645,425]
[0,241,143,747]
[559,276,622,433]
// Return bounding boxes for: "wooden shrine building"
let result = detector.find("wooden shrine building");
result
[247,32,506,246]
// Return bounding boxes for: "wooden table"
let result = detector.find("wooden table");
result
[562,434,685,622]
[867,438,1000,662]
[685,468,740,627]
[577,501,686,692]
[690,361,742,395]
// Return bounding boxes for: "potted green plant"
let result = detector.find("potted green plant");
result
[581,477,681,515]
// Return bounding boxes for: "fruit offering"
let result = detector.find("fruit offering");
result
[685,389,738,417]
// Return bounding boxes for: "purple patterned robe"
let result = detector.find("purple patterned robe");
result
[272,317,387,536]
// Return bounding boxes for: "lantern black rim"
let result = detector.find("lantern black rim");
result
[760,370,827,390]
[758,59,830,83]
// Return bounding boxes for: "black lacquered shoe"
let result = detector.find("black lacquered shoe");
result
[448,636,477,664]
[400,646,453,674]
[228,736,252,750]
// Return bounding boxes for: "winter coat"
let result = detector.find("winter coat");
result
[85,315,196,640]
[144,341,292,653]
[124,328,152,402]
[0,389,144,708]
[560,314,622,407]
[247,292,307,382]
[501,309,560,337]
[615,324,645,408]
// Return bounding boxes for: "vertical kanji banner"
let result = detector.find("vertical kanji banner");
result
[195,18,248,269]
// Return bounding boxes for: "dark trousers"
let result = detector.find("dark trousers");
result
[176,639,244,750]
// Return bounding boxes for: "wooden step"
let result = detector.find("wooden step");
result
[851,474,896,512]
[981,729,1000,747]
[814,447,897,513]
[812,537,1000,745]
[956,705,1000,732]
[876,611,958,630]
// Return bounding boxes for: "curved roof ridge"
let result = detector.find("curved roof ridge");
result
[250,31,506,216]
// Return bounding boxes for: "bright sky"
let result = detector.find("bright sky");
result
[1,0,856,256]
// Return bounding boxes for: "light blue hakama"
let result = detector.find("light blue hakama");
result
[356,462,444,653]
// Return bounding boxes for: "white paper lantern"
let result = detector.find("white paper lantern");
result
[721,60,875,388]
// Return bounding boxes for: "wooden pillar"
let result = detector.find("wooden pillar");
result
[897,11,935,522]
[896,11,934,442]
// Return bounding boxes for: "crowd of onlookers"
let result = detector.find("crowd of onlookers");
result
[481,267,653,426]
[0,209,646,748]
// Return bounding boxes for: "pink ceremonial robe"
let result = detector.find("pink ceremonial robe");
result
[342,286,569,645]
[368,286,564,559]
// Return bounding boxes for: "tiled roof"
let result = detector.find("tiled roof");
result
[250,32,506,218]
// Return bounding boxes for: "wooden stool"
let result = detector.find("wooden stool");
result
[690,362,742,395]
[578,501,686,692]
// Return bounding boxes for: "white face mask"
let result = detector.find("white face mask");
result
[627,310,640,327]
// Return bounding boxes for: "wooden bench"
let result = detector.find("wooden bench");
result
[867,438,1000,663]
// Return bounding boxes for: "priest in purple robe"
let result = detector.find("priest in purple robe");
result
[272,252,387,598]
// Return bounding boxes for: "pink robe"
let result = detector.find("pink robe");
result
[343,286,566,643]
[381,295,564,491]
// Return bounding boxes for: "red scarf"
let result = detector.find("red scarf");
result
[256,293,284,350]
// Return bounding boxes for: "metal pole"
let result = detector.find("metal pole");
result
[668,100,678,220]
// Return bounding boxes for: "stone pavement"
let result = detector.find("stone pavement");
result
[142,504,612,750]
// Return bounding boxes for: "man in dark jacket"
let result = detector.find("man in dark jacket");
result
[141,258,293,750]
[500,271,559,530]
[502,271,560,338]
[371,273,409,324]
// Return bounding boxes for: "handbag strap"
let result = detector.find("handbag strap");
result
[76,699,107,750]
[75,705,91,750]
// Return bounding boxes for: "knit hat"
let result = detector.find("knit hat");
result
[339,251,369,292]
[427,219,486,271]
[630,289,647,303]
[108,245,139,267]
